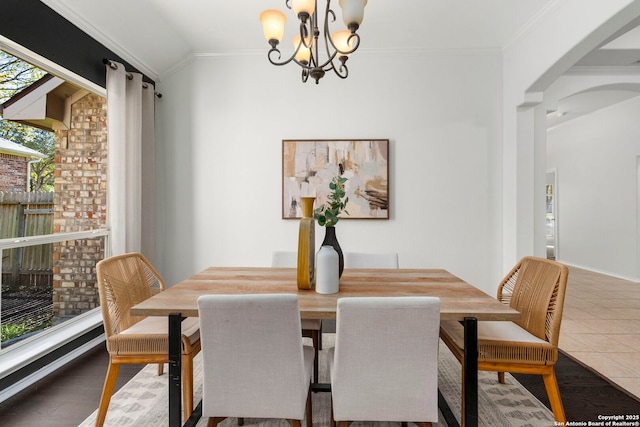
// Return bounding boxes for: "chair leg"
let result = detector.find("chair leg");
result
[542,370,566,423]
[497,372,505,384]
[311,330,319,383]
[330,395,336,427]
[238,418,244,426]
[208,417,226,427]
[182,354,194,421]
[95,361,120,427]
[157,363,164,376]
[306,385,313,427]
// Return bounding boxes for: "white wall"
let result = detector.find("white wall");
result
[547,95,640,280]
[155,51,504,295]
[154,59,197,281]
[153,0,640,294]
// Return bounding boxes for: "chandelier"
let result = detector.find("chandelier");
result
[260,0,367,84]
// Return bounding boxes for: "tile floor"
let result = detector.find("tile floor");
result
[559,266,640,399]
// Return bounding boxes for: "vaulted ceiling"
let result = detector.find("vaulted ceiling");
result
[40,0,640,127]
[42,0,558,78]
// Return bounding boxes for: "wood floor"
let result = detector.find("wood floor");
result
[0,344,143,427]
[0,265,637,426]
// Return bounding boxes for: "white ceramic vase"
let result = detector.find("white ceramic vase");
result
[316,245,339,294]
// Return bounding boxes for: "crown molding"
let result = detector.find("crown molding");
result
[158,54,197,82]
[191,47,502,59]
[502,0,563,51]
[156,46,505,82]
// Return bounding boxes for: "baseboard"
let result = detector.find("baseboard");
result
[558,260,640,283]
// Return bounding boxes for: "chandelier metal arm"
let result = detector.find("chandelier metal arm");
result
[321,3,353,80]
[324,3,360,57]
[267,12,314,67]
[267,47,295,67]
[320,1,339,66]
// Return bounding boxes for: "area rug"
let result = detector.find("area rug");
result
[79,335,554,427]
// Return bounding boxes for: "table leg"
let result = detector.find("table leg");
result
[463,317,478,427]
[169,313,183,427]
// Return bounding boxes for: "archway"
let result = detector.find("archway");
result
[502,0,640,274]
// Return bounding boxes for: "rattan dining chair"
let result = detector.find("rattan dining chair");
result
[329,297,440,427]
[344,252,399,269]
[197,293,314,427]
[95,252,201,426]
[272,251,321,382]
[440,256,569,424]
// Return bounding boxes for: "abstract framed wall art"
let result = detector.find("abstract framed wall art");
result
[282,139,389,220]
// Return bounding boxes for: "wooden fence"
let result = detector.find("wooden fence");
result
[0,191,54,288]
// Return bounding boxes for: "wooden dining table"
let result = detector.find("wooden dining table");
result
[131,266,520,427]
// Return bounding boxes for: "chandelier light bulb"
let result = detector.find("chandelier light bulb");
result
[292,0,315,21]
[293,35,312,64]
[260,9,286,45]
[332,30,354,58]
[339,0,367,31]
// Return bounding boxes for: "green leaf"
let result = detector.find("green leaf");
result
[315,175,350,227]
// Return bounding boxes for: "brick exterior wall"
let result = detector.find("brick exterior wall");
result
[52,92,108,320]
[0,153,28,191]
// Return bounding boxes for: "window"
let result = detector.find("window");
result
[0,39,109,396]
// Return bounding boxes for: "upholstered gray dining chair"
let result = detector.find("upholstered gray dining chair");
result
[344,252,399,269]
[272,250,321,382]
[197,294,314,427]
[329,296,440,426]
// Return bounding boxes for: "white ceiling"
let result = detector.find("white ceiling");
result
[42,0,557,77]
[40,0,640,128]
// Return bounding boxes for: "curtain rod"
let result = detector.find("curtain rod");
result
[103,59,162,98]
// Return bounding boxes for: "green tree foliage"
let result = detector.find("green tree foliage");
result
[0,52,45,101]
[1,51,54,192]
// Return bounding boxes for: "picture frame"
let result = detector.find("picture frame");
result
[282,139,389,220]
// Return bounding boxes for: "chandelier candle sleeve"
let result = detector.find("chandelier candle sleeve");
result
[260,0,367,84]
